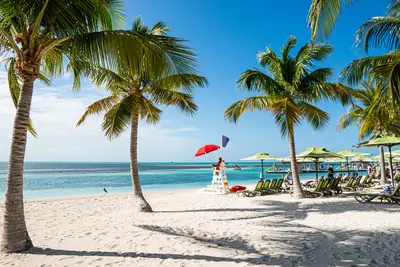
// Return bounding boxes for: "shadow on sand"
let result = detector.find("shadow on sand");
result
[25,197,400,266]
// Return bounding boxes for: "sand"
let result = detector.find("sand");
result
[1,189,400,267]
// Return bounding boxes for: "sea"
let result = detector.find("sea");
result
[0,161,365,201]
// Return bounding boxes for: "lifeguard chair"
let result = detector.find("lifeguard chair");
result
[203,161,229,194]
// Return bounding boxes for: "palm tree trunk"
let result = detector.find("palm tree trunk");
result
[379,146,386,184]
[130,113,152,212]
[288,131,305,198]
[1,77,34,253]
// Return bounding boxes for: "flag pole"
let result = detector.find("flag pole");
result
[221,133,223,158]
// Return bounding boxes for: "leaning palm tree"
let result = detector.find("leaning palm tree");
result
[76,18,208,212]
[0,0,202,253]
[225,36,351,199]
[338,80,400,184]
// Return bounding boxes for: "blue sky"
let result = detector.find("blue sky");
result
[0,0,392,162]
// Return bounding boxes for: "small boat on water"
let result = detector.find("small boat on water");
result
[234,167,241,170]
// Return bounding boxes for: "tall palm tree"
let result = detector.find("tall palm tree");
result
[76,18,208,212]
[224,36,351,199]
[0,0,201,253]
[337,81,400,183]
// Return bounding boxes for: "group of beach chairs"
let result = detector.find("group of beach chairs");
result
[236,178,286,197]
[237,173,400,204]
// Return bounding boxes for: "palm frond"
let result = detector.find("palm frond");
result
[307,0,355,42]
[102,95,134,139]
[356,16,400,52]
[224,96,272,123]
[337,106,363,130]
[272,98,302,137]
[299,101,330,130]
[281,36,297,62]
[236,69,282,94]
[155,73,208,93]
[148,88,198,116]
[138,98,162,124]
[77,95,120,126]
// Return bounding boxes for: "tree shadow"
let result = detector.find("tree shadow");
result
[25,247,269,265]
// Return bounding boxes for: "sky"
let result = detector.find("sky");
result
[0,0,393,162]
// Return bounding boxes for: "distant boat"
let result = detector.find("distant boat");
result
[234,165,241,170]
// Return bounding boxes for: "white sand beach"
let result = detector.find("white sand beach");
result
[1,189,400,267]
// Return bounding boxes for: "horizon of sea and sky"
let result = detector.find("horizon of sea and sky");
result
[0,161,365,201]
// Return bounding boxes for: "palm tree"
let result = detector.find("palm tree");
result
[0,0,201,253]
[338,81,400,183]
[224,36,351,199]
[76,18,208,212]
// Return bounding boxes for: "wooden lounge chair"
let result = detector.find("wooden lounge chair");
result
[354,183,400,204]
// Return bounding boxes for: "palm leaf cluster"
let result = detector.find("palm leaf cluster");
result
[225,36,351,137]
[338,80,400,140]
[75,18,208,139]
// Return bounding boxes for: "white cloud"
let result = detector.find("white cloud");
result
[0,70,201,162]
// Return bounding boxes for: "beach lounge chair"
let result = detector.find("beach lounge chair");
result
[237,180,264,197]
[357,175,369,189]
[342,176,357,191]
[273,178,286,193]
[268,179,278,191]
[291,179,324,198]
[327,176,342,194]
[320,178,334,195]
[354,183,400,204]
[260,179,272,195]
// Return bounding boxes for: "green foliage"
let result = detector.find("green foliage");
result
[76,19,208,140]
[337,80,400,140]
[307,0,355,42]
[339,1,400,104]
[225,36,351,138]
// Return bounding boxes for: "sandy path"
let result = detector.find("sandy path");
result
[1,190,400,266]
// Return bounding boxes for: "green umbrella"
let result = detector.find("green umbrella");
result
[372,155,400,163]
[297,147,343,180]
[241,152,279,179]
[355,134,400,187]
[337,150,371,174]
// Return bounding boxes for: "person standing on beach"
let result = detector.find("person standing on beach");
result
[328,165,334,178]
[368,164,373,176]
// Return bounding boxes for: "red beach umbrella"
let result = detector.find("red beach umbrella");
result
[195,144,220,157]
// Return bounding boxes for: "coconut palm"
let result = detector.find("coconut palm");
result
[76,18,208,212]
[0,0,201,253]
[224,36,351,199]
[338,80,400,183]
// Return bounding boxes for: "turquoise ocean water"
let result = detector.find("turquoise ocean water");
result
[0,162,365,201]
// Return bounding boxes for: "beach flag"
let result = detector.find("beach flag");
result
[222,135,230,148]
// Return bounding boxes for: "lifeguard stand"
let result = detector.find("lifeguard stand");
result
[208,162,229,193]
